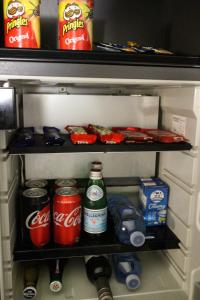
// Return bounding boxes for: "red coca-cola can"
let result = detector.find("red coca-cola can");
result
[54,178,77,190]
[53,187,81,245]
[21,188,50,248]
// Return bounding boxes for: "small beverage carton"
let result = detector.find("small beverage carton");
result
[139,177,169,226]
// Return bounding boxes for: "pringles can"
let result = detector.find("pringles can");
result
[58,0,93,50]
[4,0,41,48]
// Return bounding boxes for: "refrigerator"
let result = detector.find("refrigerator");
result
[1,0,200,299]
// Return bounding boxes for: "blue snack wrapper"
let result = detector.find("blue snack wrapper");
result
[15,127,35,147]
[43,126,65,146]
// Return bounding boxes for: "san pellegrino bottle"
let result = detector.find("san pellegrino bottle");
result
[84,169,107,237]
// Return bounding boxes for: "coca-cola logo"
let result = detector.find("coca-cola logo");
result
[54,206,81,228]
[26,207,50,230]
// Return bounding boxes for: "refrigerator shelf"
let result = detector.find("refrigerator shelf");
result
[1,48,200,81]
[0,48,200,68]
[13,225,180,262]
[9,134,192,154]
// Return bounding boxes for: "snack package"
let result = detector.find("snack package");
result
[43,127,65,146]
[95,42,137,53]
[88,124,124,144]
[112,127,154,143]
[15,127,35,147]
[65,126,97,144]
[141,129,186,143]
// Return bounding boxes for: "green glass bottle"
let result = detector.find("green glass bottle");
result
[84,169,107,238]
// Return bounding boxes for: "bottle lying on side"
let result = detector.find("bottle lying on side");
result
[49,259,65,293]
[112,252,142,290]
[23,263,39,299]
[108,195,146,247]
[85,255,114,300]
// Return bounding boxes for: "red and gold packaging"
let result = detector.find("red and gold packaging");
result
[88,124,125,144]
[58,0,93,50]
[4,0,41,48]
[141,129,186,143]
[65,126,97,144]
[112,127,154,143]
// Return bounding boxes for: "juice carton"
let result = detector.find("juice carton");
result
[139,177,169,226]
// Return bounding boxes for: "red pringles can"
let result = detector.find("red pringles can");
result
[58,0,93,50]
[22,188,50,248]
[3,0,41,48]
[53,187,81,245]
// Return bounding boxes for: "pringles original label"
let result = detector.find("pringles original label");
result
[58,0,93,50]
[4,0,41,48]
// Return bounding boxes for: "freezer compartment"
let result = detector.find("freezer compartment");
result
[14,252,187,300]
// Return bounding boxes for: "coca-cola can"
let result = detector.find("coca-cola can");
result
[54,178,77,190]
[25,179,48,189]
[22,188,51,248]
[53,187,81,246]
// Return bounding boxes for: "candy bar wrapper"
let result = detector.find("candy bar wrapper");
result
[15,127,35,147]
[65,126,97,144]
[112,127,154,143]
[88,124,124,144]
[141,129,186,143]
[43,127,65,146]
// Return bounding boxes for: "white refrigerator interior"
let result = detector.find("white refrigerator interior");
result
[0,81,200,300]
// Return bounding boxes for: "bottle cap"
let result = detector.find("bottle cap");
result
[126,274,141,290]
[89,170,102,179]
[92,161,102,171]
[23,286,37,299]
[49,280,62,293]
[130,231,145,247]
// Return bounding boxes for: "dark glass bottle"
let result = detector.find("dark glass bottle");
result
[49,259,65,293]
[85,255,113,300]
[23,263,39,299]
[83,170,107,239]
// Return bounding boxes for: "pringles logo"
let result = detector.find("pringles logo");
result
[6,0,28,33]
[62,3,84,35]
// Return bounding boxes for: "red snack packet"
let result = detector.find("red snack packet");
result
[141,129,187,143]
[112,127,154,143]
[65,126,97,144]
[88,124,124,144]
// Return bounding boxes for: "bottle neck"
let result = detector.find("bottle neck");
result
[89,170,103,180]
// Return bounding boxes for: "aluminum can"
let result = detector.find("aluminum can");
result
[25,179,48,189]
[4,0,41,48]
[58,0,93,50]
[53,187,81,245]
[22,188,50,248]
[54,178,77,190]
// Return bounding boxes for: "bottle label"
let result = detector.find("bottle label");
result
[84,207,107,234]
[86,185,104,201]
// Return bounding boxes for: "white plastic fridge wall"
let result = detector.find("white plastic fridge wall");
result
[0,130,19,300]
[23,94,159,179]
[157,87,200,299]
